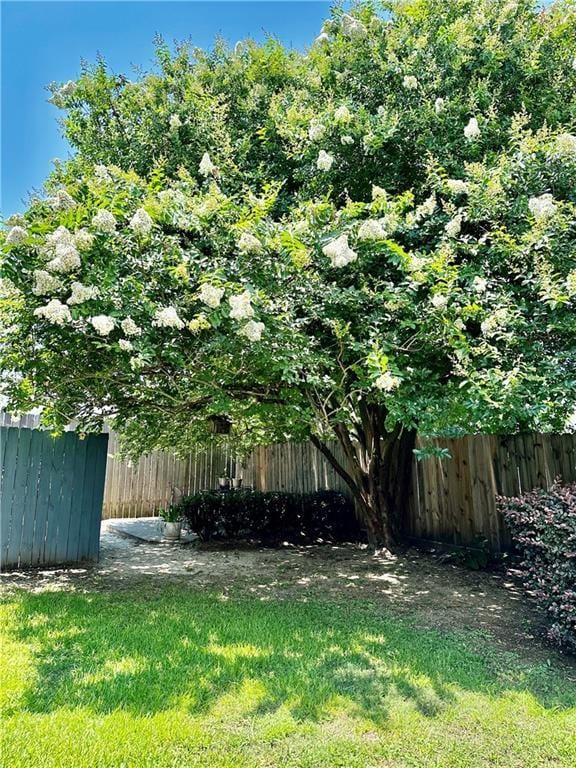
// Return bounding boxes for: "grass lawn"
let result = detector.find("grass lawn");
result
[1,586,575,768]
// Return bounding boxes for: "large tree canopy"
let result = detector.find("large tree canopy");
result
[2,0,576,545]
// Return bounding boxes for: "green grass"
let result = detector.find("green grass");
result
[1,587,575,768]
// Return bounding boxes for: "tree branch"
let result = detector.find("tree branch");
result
[309,433,359,496]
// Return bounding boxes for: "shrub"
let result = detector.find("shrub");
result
[498,482,576,653]
[174,489,361,544]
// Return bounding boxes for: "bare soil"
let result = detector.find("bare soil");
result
[2,520,574,675]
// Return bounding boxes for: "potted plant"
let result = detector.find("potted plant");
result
[218,469,230,490]
[231,477,243,489]
[159,505,182,541]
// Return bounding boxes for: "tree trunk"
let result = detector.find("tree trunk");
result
[354,427,416,550]
[310,411,416,550]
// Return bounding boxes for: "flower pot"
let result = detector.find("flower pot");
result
[163,521,182,541]
[219,477,230,490]
[231,478,243,489]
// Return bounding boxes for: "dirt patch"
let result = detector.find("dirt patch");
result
[2,521,574,674]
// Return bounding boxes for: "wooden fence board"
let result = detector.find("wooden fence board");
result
[87,435,109,560]
[18,429,43,565]
[66,435,89,563]
[0,428,17,563]
[8,429,35,566]
[30,433,55,565]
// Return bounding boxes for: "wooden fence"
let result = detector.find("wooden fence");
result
[103,432,576,551]
[102,432,232,517]
[101,437,352,518]
[407,433,576,551]
[0,427,108,569]
[2,412,575,551]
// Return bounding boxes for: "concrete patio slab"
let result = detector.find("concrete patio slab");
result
[105,517,197,545]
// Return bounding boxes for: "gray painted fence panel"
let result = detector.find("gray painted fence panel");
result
[1,429,20,566]
[0,427,108,569]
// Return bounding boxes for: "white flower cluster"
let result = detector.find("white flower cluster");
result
[334,105,351,123]
[229,290,254,320]
[46,225,72,250]
[434,97,446,114]
[340,135,354,145]
[33,299,72,325]
[6,226,28,245]
[340,14,367,40]
[238,320,265,342]
[169,114,182,130]
[292,220,309,235]
[446,179,469,195]
[317,150,334,171]
[157,189,187,207]
[129,208,153,237]
[54,80,76,101]
[415,193,436,220]
[357,219,386,241]
[238,232,263,254]
[121,317,142,336]
[374,371,400,392]
[528,193,557,221]
[92,210,117,233]
[199,283,224,308]
[119,339,133,352]
[67,282,99,305]
[32,270,63,296]
[45,226,81,272]
[407,254,427,274]
[91,315,115,336]
[403,75,419,90]
[5,213,25,226]
[472,276,487,293]
[553,133,576,155]
[481,308,508,336]
[431,293,448,309]
[153,306,185,329]
[445,214,462,238]
[48,244,81,273]
[130,355,146,371]
[372,185,386,200]
[308,121,326,142]
[74,228,94,250]
[199,152,216,177]
[48,189,77,211]
[94,164,112,182]
[313,32,330,47]
[464,117,481,140]
[322,234,358,268]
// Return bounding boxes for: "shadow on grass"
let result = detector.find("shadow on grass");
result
[6,588,575,724]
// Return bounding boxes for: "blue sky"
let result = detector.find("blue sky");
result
[1,1,331,216]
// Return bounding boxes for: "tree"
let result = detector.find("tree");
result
[2,0,576,547]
